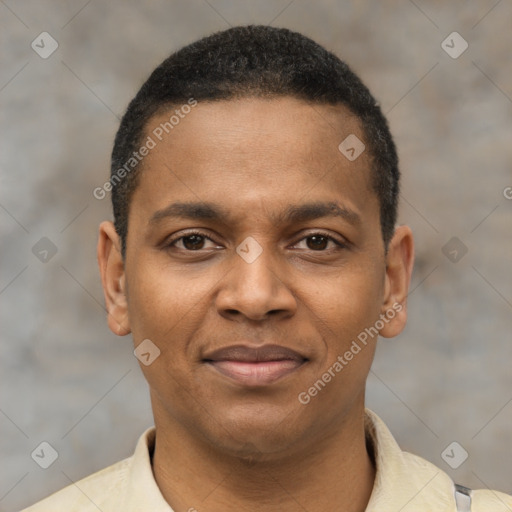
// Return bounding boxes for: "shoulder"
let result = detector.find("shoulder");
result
[365,409,512,510]
[404,452,512,506]
[21,427,163,512]
[472,489,512,511]
[401,451,512,511]
[20,457,131,512]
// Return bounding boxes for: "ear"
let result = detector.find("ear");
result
[97,221,131,336]
[378,225,414,338]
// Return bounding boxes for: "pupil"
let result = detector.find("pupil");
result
[308,236,327,250]
[184,235,204,250]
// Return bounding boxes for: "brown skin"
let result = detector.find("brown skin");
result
[97,97,414,512]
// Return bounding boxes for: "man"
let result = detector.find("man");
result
[23,25,511,512]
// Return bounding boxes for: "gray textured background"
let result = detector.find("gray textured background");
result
[1,1,511,511]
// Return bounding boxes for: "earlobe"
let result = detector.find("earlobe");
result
[379,225,415,339]
[97,221,131,336]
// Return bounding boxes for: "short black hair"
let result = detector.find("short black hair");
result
[110,25,399,258]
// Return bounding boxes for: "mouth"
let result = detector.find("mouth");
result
[203,344,308,387]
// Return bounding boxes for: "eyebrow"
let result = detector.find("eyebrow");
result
[149,201,361,226]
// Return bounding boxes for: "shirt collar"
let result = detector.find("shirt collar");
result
[364,408,455,511]
[121,427,174,511]
[121,409,456,511]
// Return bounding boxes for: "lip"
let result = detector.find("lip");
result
[203,344,308,386]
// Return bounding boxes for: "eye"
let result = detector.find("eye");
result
[293,232,347,251]
[164,230,348,253]
[167,231,219,251]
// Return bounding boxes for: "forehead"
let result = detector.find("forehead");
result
[145,97,367,169]
[131,97,376,226]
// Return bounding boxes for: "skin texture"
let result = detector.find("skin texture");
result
[97,97,414,512]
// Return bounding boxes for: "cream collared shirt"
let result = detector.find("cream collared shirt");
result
[22,409,512,511]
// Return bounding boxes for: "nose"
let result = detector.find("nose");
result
[215,241,297,322]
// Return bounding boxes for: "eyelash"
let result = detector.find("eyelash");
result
[165,230,348,252]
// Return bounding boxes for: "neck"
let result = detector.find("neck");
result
[151,402,376,512]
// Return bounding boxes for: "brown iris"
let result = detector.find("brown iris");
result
[306,235,328,250]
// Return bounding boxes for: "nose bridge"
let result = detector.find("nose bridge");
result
[216,235,296,319]
[234,235,280,292]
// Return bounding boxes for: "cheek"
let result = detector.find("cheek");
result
[300,265,383,400]
[125,262,204,405]
[126,261,189,342]
[301,274,382,411]
[312,264,384,342]
[126,259,219,354]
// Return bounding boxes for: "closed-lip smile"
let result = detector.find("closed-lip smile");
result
[203,344,308,386]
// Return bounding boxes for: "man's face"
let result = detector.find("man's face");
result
[99,97,411,459]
